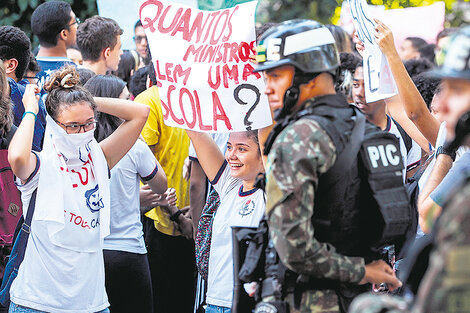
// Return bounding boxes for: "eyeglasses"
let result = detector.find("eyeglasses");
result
[69,18,81,27]
[55,120,97,134]
[133,35,147,43]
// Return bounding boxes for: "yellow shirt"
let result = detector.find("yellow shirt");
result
[135,86,190,236]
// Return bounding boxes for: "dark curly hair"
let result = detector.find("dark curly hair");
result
[77,16,123,62]
[411,73,441,109]
[31,1,72,48]
[0,26,31,80]
[44,66,96,120]
[404,58,435,79]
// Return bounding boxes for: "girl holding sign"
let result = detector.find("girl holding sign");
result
[7,66,149,313]
[186,129,265,312]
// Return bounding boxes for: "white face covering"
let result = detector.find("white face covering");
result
[35,115,110,252]
[51,122,95,164]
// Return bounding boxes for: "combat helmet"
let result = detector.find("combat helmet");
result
[430,26,470,81]
[254,20,339,121]
[254,19,339,75]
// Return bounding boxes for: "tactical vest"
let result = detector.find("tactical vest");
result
[284,94,413,261]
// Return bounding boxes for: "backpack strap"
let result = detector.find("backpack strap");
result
[23,189,37,233]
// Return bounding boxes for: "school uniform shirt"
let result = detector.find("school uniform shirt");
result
[206,161,265,308]
[10,153,109,313]
[386,116,421,180]
[104,139,159,254]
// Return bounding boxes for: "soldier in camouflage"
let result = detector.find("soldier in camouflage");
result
[348,25,470,313]
[254,20,401,313]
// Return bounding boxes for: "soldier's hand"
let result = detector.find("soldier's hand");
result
[359,260,402,291]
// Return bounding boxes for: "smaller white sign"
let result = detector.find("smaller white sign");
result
[348,0,397,103]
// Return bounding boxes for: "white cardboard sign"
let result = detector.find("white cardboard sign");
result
[348,0,397,103]
[139,0,272,132]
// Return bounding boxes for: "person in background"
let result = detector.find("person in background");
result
[77,68,96,86]
[352,61,422,180]
[129,65,149,98]
[84,74,168,313]
[76,16,123,75]
[31,0,77,89]
[66,45,83,66]
[0,60,15,313]
[326,24,355,53]
[19,54,41,86]
[0,26,46,152]
[418,43,436,64]
[399,36,427,61]
[435,27,458,66]
[134,63,194,313]
[115,50,142,91]
[404,58,435,79]
[134,20,150,65]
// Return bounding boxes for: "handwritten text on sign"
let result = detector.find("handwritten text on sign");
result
[139,0,272,132]
[348,0,397,103]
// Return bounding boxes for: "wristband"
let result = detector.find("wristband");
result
[22,111,37,121]
[436,146,456,161]
[169,210,183,222]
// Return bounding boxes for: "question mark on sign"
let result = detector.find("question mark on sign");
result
[233,84,261,131]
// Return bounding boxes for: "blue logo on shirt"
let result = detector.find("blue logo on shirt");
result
[85,184,104,212]
[239,199,255,216]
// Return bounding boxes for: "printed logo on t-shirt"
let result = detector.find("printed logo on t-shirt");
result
[85,184,104,212]
[239,199,255,216]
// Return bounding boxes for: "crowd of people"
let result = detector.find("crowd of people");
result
[0,1,470,313]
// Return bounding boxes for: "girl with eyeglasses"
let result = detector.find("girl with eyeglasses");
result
[7,66,149,313]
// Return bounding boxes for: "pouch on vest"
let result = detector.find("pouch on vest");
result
[359,130,413,252]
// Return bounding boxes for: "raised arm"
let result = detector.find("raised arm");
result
[185,130,225,182]
[8,84,39,181]
[96,97,150,169]
[374,19,440,146]
[145,158,167,195]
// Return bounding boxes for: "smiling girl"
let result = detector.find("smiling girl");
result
[186,129,265,313]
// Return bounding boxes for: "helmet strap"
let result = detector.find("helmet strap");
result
[274,69,319,122]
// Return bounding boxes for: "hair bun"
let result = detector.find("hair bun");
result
[44,65,80,92]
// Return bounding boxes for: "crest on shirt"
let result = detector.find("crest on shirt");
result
[85,184,104,213]
[239,199,255,216]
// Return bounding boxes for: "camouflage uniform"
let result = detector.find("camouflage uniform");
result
[265,106,366,313]
[350,180,470,313]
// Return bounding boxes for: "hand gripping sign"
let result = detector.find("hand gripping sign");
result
[139,0,272,132]
[348,0,397,103]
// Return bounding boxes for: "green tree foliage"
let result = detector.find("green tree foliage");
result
[0,0,98,49]
[257,0,467,27]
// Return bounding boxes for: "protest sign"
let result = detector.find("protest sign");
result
[139,0,272,132]
[348,0,397,103]
[340,2,445,49]
[98,0,198,50]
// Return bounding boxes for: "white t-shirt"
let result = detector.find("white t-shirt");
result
[10,153,109,313]
[206,161,265,308]
[386,116,422,180]
[104,139,159,254]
